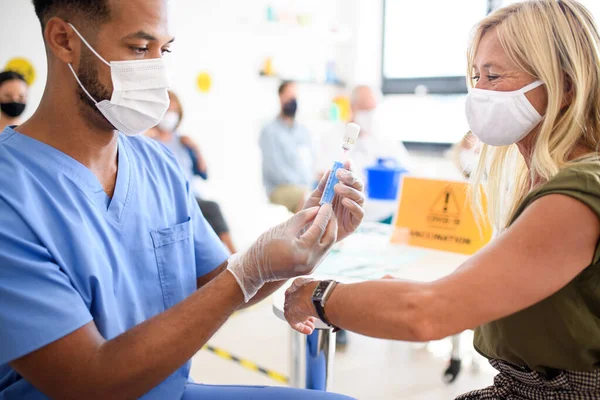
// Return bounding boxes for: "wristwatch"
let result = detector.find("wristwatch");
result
[311,280,341,332]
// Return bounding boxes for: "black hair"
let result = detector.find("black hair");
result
[32,0,111,27]
[0,71,26,89]
[278,80,295,96]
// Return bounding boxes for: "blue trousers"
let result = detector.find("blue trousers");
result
[182,384,355,399]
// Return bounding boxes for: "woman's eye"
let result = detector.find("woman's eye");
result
[487,75,500,81]
[161,48,172,56]
[472,75,481,82]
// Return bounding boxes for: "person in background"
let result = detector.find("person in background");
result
[450,131,481,179]
[151,91,236,253]
[285,1,600,399]
[0,71,28,129]
[260,81,314,214]
[319,86,412,183]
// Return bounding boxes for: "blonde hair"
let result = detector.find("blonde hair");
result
[469,0,600,231]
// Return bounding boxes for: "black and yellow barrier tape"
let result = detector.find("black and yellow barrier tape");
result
[202,344,289,385]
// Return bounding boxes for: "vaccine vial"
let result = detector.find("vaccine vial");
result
[320,123,361,205]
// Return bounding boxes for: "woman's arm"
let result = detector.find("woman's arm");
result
[285,194,600,340]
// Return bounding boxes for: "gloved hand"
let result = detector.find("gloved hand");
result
[227,205,337,302]
[304,160,365,243]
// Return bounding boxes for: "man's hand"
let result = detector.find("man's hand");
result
[284,277,320,334]
[303,160,365,242]
[227,206,337,302]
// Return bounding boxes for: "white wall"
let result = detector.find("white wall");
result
[0,0,463,199]
[352,0,469,145]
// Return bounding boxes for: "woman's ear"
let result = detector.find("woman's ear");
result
[561,75,574,110]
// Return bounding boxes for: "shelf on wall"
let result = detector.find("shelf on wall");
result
[254,21,351,44]
[259,73,345,88]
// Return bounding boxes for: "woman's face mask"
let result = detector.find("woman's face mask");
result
[465,80,545,146]
[158,110,180,133]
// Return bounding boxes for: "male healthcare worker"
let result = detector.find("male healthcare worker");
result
[0,1,365,399]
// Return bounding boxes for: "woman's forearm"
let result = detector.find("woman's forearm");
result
[325,280,442,342]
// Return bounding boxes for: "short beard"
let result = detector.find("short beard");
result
[76,52,114,131]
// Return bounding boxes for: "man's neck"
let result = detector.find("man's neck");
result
[15,89,119,197]
[279,114,295,127]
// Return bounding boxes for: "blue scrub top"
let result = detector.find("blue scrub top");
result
[0,127,230,399]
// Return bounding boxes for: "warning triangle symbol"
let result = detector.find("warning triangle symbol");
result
[430,187,461,217]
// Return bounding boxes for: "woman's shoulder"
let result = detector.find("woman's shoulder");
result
[517,159,600,220]
[545,160,600,190]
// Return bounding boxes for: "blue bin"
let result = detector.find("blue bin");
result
[366,158,408,200]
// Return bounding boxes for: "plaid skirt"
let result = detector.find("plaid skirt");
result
[456,359,600,400]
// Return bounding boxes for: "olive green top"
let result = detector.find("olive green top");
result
[474,161,600,375]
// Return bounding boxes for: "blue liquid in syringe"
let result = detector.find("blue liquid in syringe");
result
[319,123,360,206]
[320,149,349,205]
[320,161,344,205]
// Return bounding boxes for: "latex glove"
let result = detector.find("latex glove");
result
[227,205,337,302]
[284,277,320,334]
[303,160,365,243]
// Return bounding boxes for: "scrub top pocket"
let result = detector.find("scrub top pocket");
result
[150,218,196,309]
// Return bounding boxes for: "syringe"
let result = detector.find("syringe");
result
[320,123,361,205]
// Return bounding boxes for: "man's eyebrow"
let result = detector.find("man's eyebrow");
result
[122,31,176,45]
[123,31,158,41]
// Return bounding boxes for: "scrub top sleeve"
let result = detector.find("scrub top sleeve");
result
[188,184,230,278]
[0,200,93,365]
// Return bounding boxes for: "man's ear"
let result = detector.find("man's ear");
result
[44,17,80,66]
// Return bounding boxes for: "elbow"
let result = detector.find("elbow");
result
[403,288,446,342]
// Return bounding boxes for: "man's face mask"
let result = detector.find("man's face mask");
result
[282,98,298,118]
[67,24,171,136]
[353,110,376,136]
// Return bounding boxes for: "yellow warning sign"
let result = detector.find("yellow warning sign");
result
[428,186,461,229]
[4,57,36,86]
[393,177,493,255]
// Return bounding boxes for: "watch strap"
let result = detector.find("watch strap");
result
[312,280,340,331]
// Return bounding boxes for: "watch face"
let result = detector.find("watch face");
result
[312,281,331,301]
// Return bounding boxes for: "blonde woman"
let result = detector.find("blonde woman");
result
[284,1,600,398]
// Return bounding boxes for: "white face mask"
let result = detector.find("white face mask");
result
[465,80,544,146]
[459,149,478,175]
[67,24,171,136]
[353,110,376,136]
[158,110,180,132]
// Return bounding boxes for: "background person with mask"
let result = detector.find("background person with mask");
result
[260,80,315,214]
[0,1,365,399]
[150,91,237,253]
[318,85,411,183]
[0,71,28,129]
[450,131,481,179]
[285,2,600,399]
